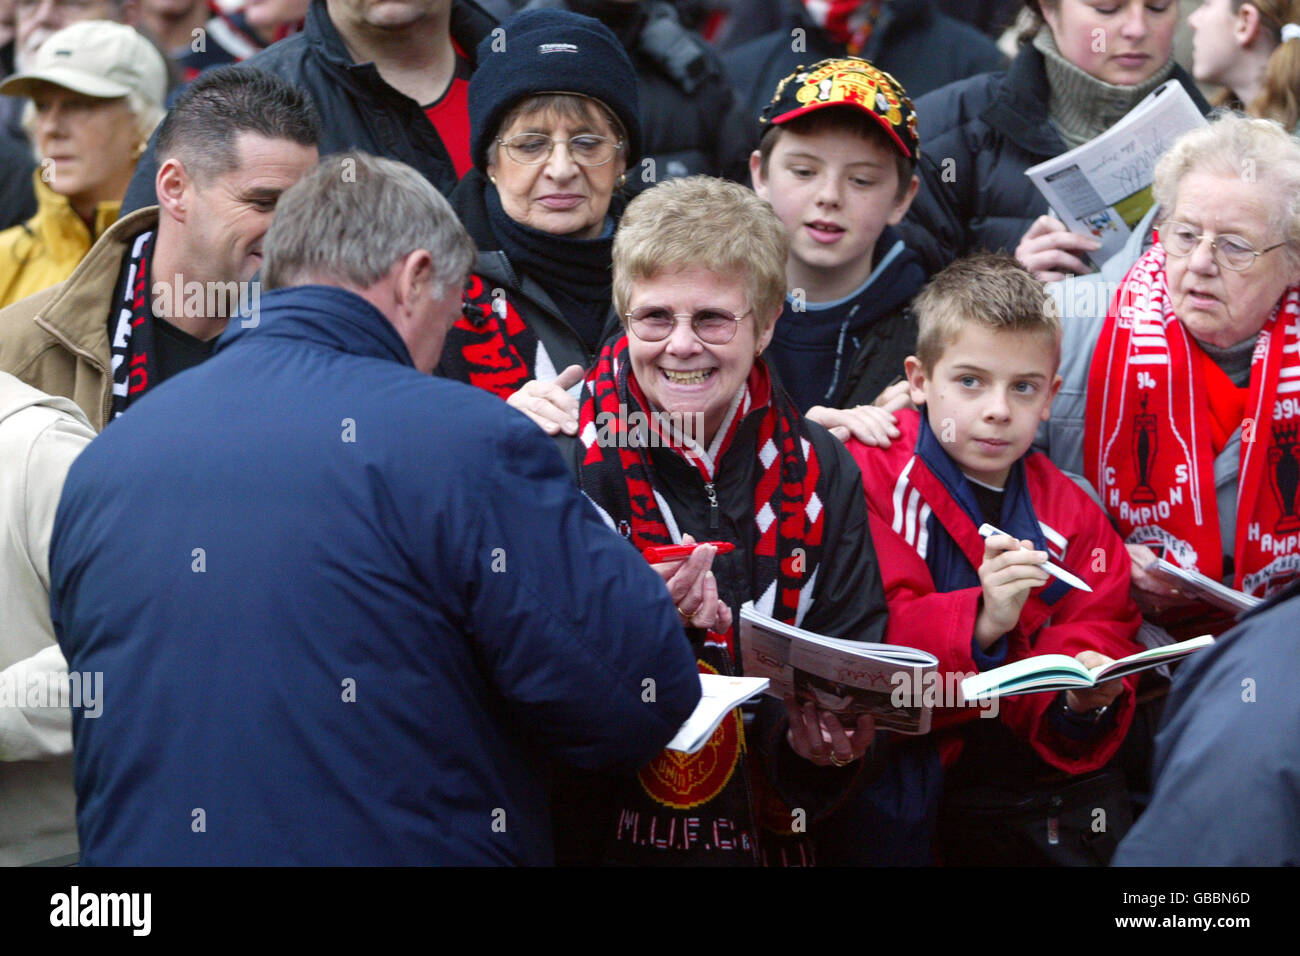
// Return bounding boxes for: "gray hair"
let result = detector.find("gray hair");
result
[21,89,163,157]
[263,153,477,292]
[1152,111,1300,273]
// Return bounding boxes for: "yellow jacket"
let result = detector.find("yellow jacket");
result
[0,172,120,310]
[0,206,157,431]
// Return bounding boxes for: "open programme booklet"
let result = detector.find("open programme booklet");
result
[1025,79,1206,265]
[738,604,938,735]
[960,635,1214,701]
[1143,558,1263,614]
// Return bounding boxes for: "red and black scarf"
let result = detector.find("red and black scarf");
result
[437,274,546,399]
[1085,244,1300,598]
[107,230,157,421]
[576,335,826,651]
[575,336,828,866]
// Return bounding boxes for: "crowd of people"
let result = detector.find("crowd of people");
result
[1,0,1299,867]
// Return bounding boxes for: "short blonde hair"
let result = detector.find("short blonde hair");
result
[913,253,1060,372]
[612,176,789,334]
[1152,111,1300,273]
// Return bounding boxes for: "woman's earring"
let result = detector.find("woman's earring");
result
[617,173,627,188]
[489,174,497,185]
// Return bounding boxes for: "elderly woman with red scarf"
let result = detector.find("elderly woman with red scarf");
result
[549,176,891,867]
[1041,113,1300,635]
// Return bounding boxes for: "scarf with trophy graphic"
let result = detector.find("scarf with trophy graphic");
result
[1084,244,1300,598]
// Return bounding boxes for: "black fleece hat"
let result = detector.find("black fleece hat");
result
[469,9,643,171]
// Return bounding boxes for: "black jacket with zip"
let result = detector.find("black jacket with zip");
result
[549,392,892,865]
[121,0,498,213]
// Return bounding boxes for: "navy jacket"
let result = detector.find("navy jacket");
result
[1113,581,1300,866]
[49,285,701,865]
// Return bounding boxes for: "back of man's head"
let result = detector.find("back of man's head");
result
[156,66,320,184]
[263,152,474,293]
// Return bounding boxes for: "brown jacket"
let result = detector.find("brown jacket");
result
[0,207,158,432]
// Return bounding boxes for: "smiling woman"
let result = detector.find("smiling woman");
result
[435,8,642,400]
[552,175,892,867]
[0,21,166,309]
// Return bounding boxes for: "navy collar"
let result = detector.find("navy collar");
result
[217,284,415,368]
[914,409,1069,604]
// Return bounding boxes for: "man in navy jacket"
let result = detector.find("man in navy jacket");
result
[49,152,701,866]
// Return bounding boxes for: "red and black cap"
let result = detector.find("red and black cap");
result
[759,57,920,161]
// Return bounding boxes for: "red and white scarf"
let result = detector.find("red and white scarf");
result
[1085,244,1300,598]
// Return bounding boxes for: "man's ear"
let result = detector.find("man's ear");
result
[887,174,920,226]
[394,248,434,311]
[155,158,189,222]
[749,150,768,198]
[904,354,928,407]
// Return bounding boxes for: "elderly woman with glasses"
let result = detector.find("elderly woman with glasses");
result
[549,175,891,867]
[436,9,637,411]
[1041,113,1300,637]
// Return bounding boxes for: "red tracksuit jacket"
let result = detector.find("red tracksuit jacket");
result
[848,410,1143,772]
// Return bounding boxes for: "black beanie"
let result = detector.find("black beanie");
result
[469,9,642,171]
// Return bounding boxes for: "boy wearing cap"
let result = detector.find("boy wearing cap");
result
[0,21,168,309]
[749,57,925,425]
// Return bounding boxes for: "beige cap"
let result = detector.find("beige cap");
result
[0,20,168,107]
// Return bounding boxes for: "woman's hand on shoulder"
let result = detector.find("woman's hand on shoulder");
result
[872,379,914,413]
[1015,215,1102,282]
[505,364,584,436]
[807,404,901,446]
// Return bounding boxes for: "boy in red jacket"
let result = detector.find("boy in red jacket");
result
[841,253,1143,862]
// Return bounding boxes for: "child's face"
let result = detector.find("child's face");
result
[905,326,1062,488]
[750,125,918,293]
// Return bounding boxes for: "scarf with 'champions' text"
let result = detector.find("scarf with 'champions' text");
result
[1084,243,1300,598]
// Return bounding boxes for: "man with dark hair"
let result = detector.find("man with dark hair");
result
[122,0,496,211]
[0,65,319,430]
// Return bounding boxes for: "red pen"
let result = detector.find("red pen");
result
[641,542,736,563]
